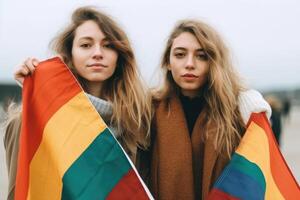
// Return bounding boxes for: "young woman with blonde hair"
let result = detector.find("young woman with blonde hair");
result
[147,19,271,200]
[4,6,151,200]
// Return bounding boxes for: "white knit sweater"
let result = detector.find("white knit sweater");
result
[238,89,272,124]
[86,93,120,138]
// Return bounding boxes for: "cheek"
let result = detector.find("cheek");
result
[107,52,118,74]
[98,50,118,77]
[198,61,209,74]
[169,62,181,78]
[169,55,185,71]
[170,68,182,86]
[199,65,210,85]
[71,49,86,77]
[203,64,210,77]
[71,47,82,67]
[109,51,118,66]
[169,57,177,70]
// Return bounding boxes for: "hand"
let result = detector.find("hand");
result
[14,57,40,86]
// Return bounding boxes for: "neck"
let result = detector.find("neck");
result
[86,81,103,98]
[180,84,208,99]
[181,89,202,99]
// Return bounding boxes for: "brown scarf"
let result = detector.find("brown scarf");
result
[150,96,229,200]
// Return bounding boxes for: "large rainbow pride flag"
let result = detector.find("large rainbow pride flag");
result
[207,113,300,199]
[15,57,153,200]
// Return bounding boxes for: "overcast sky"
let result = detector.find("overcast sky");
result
[0,0,299,90]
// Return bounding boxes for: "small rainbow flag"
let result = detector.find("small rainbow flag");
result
[15,57,153,200]
[207,113,300,199]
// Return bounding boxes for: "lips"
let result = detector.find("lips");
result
[88,63,107,68]
[182,73,198,78]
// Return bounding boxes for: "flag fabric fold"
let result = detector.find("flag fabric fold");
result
[208,113,300,200]
[15,57,153,200]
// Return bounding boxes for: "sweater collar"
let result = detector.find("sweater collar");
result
[86,93,113,124]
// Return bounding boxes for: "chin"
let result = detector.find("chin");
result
[180,84,201,91]
[84,77,106,82]
[86,74,109,81]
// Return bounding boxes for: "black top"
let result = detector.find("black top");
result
[179,93,205,135]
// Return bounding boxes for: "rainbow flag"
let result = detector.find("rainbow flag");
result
[207,113,300,199]
[15,57,153,200]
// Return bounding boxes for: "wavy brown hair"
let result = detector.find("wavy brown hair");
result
[156,19,245,156]
[50,6,152,154]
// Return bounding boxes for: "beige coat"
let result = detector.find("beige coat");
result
[3,115,21,200]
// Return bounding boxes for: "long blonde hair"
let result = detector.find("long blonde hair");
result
[156,19,245,156]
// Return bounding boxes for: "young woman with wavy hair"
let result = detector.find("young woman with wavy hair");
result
[4,6,151,200]
[147,20,271,200]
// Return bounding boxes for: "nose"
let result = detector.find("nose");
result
[92,45,103,60]
[185,55,195,70]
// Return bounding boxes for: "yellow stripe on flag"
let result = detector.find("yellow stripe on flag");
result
[27,92,106,199]
[236,122,284,199]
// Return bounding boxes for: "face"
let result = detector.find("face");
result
[169,32,209,97]
[72,20,118,86]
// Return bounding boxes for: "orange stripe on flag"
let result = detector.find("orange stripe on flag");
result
[15,57,81,200]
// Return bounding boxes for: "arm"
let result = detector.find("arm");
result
[3,114,22,200]
[238,89,272,124]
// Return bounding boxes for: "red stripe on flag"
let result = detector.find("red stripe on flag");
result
[15,57,81,199]
[106,169,150,200]
[207,188,240,200]
[249,113,300,199]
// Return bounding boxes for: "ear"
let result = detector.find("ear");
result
[166,63,171,70]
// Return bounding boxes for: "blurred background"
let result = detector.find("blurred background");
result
[1,0,299,198]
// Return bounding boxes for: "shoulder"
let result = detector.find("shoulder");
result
[3,111,22,150]
[239,89,264,100]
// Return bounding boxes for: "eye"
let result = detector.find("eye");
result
[80,43,91,48]
[103,42,114,49]
[174,52,185,58]
[196,53,208,60]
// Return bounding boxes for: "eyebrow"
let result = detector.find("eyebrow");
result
[173,47,205,52]
[78,36,93,41]
[78,36,108,42]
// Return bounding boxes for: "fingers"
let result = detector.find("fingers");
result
[13,57,40,86]
[32,58,39,66]
[24,57,39,73]
[20,64,30,75]
[13,66,25,86]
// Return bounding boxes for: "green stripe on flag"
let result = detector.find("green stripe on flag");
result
[231,153,266,191]
[61,128,131,200]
